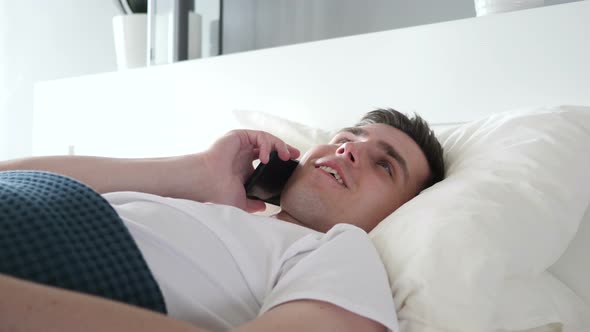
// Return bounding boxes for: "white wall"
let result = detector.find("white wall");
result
[222,0,582,53]
[33,1,590,159]
[0,0,221,159]
[2,0,582,160]
[0,1,121,160]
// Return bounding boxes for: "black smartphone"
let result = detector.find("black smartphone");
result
[244,151,299,206]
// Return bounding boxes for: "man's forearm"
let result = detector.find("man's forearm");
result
[0,274,208,332]
[0,129,292,211]
[1,274,385,332]
[0,155,205,199]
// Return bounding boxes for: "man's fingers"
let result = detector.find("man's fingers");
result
[235,129,300,164]
[275,142,290,161]
[284,144,301,160]
[259,133,300,163]
[244,199,267,213]
[258,142,271,164]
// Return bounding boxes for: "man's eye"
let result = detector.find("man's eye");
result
[334,138,351,144]
[377,160,393,176]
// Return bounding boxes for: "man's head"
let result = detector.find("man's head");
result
[278,108,444,232]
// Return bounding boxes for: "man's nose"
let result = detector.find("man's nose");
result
[336,142,359,165]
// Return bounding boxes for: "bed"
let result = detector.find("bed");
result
[32,1,590,331]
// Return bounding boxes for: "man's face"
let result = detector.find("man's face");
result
[279,123,431,233]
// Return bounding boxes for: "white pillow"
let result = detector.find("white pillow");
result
[494,272,590,331]
[232,106,590,331]
[372,106,590,331]
[401,272,590,332]
[232,110,334,153]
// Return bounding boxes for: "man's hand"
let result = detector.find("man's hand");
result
[195,130,300,212]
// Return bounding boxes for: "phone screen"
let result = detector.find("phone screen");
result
[244,151,299,206]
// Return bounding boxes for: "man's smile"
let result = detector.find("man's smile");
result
[314,161,349,188]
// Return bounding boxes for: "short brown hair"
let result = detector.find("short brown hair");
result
[356,108,444,189]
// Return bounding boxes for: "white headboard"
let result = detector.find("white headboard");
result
[33,1,590,305]
[33,1,590,158]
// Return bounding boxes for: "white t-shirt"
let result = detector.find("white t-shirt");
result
[104,191,398,332]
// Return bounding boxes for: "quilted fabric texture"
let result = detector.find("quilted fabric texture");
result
[0,171,166,313]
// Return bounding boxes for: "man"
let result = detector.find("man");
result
[0,108,444,332]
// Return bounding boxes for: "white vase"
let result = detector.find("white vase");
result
[474,0,545,16]
[112,14,148,70]
[113,12,201,70]
[147,12,201,66]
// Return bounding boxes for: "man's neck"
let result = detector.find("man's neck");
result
[273,209,312,230]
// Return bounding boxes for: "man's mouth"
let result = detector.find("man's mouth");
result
[318,165,346,187]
